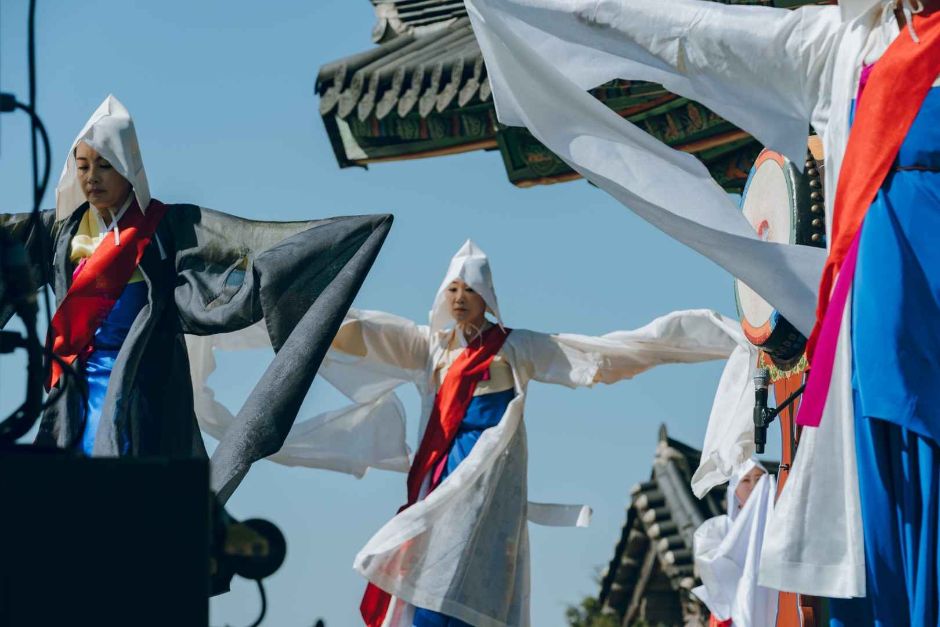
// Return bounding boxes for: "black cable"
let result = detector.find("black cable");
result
[23,0,54,346]
[28,0,38,204]
[247,580,267,627]
[13,102,51,206]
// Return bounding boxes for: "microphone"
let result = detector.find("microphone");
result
[753,368,770,454]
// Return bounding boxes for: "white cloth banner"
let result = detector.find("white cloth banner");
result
[465,0,828,337]
[464,0,903,597]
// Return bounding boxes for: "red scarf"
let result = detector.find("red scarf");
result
[798,8,940,427]
[46,200,168,390]
[360,324,511,627]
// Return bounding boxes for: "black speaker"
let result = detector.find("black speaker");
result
[0,449,210,626]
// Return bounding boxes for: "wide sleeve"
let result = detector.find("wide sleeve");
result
[469,0,842,163]
[513,309,741,388]
[331,308,430,379]
[168,205,394,502]
[0,210,56,326]
[467,0,832,336]
[514,310,760,498]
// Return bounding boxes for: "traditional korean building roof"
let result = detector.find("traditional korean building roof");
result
[596,425,777,626]
[316,1,824,191]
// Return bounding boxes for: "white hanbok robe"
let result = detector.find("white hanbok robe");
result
[348,307,746,627]
[465,0,909,597]
[189,239,757,625]
[692,461,778,627]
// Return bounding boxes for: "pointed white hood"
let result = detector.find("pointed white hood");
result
[727,458,767,521]
[429,240,504,335]
[55,94,151,220]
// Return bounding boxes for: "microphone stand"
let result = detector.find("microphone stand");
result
[753,368,806,454]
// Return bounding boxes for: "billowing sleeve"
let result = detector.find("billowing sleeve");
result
[514,309,741,388]
[513,310,760,497]
[0,210,56,325]
[331,308,431,384]
[169,205,394,502]
[470,0,842,163]
[466,0,835,337]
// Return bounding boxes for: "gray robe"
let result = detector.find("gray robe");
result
[1,203,392,502]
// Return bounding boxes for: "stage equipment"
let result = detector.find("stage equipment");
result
[0,449,287,626]
[737,138,826,626]
[0,229,44,442]
[0,450,210,626]
[734,145,826,368]
[752,368,806,455]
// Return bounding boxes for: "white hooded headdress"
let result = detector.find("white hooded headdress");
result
[55,94,151,220]
[428,240,504,334]
[726,458,767,520]
[693,458,777,625]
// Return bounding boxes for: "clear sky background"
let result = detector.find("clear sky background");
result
[0,2,778,626]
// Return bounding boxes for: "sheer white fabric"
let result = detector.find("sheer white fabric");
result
[692,470,778,626]
[465,0,837,336]
[187,307,752,626]
[466,0,904,597]
[350,308,749,627]
[186,320,411,477]
[189,238,757,625]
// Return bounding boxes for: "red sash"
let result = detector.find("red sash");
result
[360,324,511,627]
[798,8,940,427]
[46,199,168,390]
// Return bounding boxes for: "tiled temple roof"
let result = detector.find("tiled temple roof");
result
[316,1,826,190]
[597,425,778,625]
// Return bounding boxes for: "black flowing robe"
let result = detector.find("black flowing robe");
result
[1,203,392,501]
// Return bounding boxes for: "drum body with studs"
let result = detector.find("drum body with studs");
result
[734,143,826,367]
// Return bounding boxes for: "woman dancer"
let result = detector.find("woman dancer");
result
[467,0,940,621]
[0,95,391,500]
[330,240,748,627]
[692,460,777,627]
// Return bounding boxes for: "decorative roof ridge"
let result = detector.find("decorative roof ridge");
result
[371,1,468,43]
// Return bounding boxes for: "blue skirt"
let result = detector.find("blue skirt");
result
[830,87,940,626]
[414,389,514,627]
[79,281,147,456]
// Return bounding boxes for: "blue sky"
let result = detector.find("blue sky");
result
[0,2,777,625]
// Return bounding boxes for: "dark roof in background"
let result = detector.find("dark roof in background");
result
[597,425,778,625]
[315,1,827,190]
[369,0,469,43]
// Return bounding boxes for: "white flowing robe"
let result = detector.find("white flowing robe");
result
[465,0,904,597]
[344,308,747,627]
[692,464,778,627]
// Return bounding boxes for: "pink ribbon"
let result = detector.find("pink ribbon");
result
[797,230,861,427]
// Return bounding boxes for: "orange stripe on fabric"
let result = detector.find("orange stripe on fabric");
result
[807,7,940,357]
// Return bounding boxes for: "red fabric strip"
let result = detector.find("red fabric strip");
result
[807,8,940,360]
[361,325,511,627]
[46,200,168,389]
[799,9,940,427]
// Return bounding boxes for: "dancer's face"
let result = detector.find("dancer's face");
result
[734,466,766,508]
[446,279,487,328]
[75,142,132,214]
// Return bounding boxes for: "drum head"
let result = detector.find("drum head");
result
[734,145,825,365]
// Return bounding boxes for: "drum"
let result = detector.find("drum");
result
[734,140,826,367]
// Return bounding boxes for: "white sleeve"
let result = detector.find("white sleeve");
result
[512,311,761,497]
[467,0,833,336]
[515,309,741,388]
[470,0,841,163]
[335,308,431,381]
